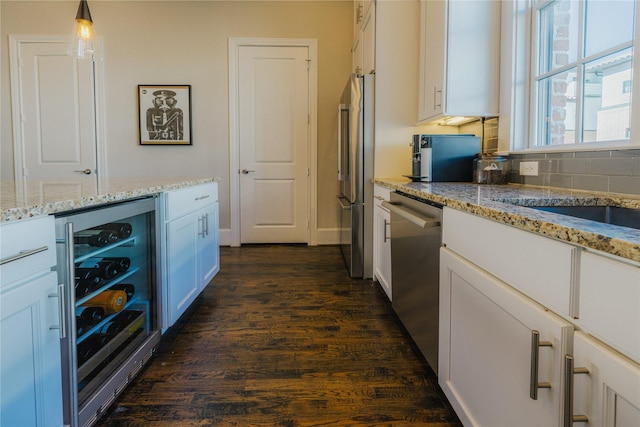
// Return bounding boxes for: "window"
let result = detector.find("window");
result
[531,0,636,146]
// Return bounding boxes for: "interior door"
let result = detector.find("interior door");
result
[11,38,97,189]
[238,45,309,243]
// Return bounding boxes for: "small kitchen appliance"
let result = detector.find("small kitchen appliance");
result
[407,134,480,182]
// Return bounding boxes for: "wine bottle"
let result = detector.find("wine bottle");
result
[101,257,131,273]
[76,258,119,281]
[76,306,106,336]
[76,306,106,322]
[74,230,119,247]
[81,289,127,314]
[90,222,132,239]
[109,283,135,300]
[75,278,99,298]
[76,316,91,336]
[76,334,110,365]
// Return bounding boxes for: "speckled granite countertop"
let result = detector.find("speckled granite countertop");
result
[1,177,219,222]
[375,178,640,263]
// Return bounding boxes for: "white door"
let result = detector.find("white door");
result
[237,45,310,243]
[10,37,98,188]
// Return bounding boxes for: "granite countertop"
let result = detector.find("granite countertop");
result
[374,178,640,263]
[1,177,219,222]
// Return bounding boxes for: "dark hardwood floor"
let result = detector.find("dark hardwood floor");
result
[100,244,461,426]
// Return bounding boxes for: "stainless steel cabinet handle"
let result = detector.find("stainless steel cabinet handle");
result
[49,284,67,339]
[204,213,209,236]
[0,246,48,265]
[530,330,552,400]
[563,355,589,427]
[433,86,442,109]
[383,219,389,243]
[195,195,210,201]
[74,168,92,175]
[198,215,206,238]
[381,201,440,229]
[241,169,255,174]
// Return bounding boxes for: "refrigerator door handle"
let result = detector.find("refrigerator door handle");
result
[337,195,351,210]
[337,104,349,181]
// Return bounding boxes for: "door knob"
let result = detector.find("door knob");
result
[241,169,255,174]
[74,169,92,175]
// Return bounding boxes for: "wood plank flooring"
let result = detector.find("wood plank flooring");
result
[100,244,461,426]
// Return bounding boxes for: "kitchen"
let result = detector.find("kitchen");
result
[1,1,640,426]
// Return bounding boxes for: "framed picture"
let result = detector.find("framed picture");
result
[138,85,192,145]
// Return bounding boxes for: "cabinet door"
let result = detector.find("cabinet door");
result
[373,203,391,300]
[418,0,446,120]
[1,271,63,427]
[197,202,220,292]
[578,251,640,363]
[440,248,573,427]
[361,4,375,75]
[166,211,199,325]
[352,35,363,75]
[572,332,640,427]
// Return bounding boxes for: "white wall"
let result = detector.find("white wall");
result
[0,0,352,235]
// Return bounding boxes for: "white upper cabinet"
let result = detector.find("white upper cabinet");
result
[418,0,501,124]
[352,0,375,75]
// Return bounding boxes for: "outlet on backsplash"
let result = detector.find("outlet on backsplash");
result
[519,161,539,176]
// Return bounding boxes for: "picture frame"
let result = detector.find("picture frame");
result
[138,85,192,145]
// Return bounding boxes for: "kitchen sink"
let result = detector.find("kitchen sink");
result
[528,205,640,230]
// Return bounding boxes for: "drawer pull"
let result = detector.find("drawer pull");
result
[194,195,211,201]
[530,330,552,400]
[0,246,48,265]
[563,355,589,426]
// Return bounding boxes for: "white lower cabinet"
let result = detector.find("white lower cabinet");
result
[441,208,640,427]
[440,247,573,427]
[0,216,63,426]
[162,183,220,329]
[373,185,391,300]
[571,332,640,426]
[577,251,640,363]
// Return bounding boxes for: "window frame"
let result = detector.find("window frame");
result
[500,0,640,153]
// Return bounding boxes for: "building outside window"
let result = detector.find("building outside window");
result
[531,0,636,147]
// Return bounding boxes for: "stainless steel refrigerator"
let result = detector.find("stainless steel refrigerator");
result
[337,74,374,278]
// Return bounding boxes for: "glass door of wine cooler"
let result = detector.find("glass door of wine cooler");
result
[55,197,161,427]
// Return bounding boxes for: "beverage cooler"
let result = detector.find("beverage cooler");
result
[55,197,161,427]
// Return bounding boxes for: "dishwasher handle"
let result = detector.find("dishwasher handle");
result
[382,201,441,229]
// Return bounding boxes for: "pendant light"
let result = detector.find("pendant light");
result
[68,0,99,60]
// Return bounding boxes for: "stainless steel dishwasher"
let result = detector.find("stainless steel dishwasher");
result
[382,191,442,373]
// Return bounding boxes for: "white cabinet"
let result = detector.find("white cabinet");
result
[441,207,640,426]
[352,36,363,75]
[443,208,576,318]
[162,182,220,329]
[440,248,573,427]
[352,1,375,75]
[577,250,640,363]
[373,185,391,300]
[418,0,501,123]
[0,216,63,427]
[571,332,640,426]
